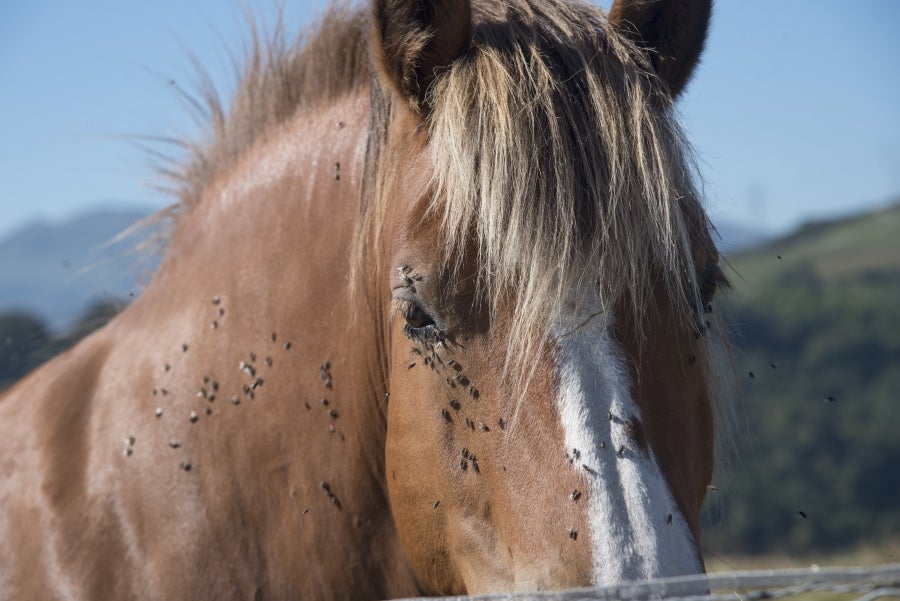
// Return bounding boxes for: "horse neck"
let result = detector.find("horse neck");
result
[146,91,381,407]
[104,92,415,593]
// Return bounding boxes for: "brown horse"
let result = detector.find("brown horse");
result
[0,0,728,598]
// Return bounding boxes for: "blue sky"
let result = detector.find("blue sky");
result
[1,1,898,240]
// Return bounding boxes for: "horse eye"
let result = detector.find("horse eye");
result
[700,263,730,305]
[406,304,433,329]
[398,300,437,340]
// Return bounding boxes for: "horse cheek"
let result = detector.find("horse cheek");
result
[384,350,465,594]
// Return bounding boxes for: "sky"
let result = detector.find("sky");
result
[1,1,898,240]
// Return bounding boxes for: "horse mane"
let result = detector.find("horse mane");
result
[374,0,724,393]
[158,2,376,213]
[157,0,728,410]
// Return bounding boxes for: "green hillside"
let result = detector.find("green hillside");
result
[703,202,900,556]
[734,204,900,285]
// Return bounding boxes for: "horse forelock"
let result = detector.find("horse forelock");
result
[421,0,726,402]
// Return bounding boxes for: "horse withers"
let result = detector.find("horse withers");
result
[0,0,728,598]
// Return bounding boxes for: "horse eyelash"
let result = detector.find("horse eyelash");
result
[392,300,423,325]
[390,299,414,324]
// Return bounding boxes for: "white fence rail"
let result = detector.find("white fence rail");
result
[399,563,900,601]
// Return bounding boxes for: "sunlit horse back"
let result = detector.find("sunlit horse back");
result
[0,0,728,598]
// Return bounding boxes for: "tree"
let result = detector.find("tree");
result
[1,300,125,392]
[0,312,50,389]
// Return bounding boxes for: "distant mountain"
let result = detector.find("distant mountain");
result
[0,207,160,332]
[711,219,770,253]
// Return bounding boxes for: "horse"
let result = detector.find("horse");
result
[0,0,729,597]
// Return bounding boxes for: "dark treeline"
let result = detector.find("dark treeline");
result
[0,301,124,391]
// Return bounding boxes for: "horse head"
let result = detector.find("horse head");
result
[366,0,726,593]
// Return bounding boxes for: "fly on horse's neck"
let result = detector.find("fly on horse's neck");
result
[0,0,729,598]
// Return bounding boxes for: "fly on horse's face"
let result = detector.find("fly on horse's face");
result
[373,0,724,593]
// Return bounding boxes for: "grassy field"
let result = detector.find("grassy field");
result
[704,542,900,601]
[705,540,900,572]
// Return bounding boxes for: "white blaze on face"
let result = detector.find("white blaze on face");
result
[553,299,702,585]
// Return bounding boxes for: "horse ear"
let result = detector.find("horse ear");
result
[372,0,472,112]
[608,0,712,98]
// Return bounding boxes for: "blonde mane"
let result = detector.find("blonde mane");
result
[387,0,722,391]
[161,0,726,402]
